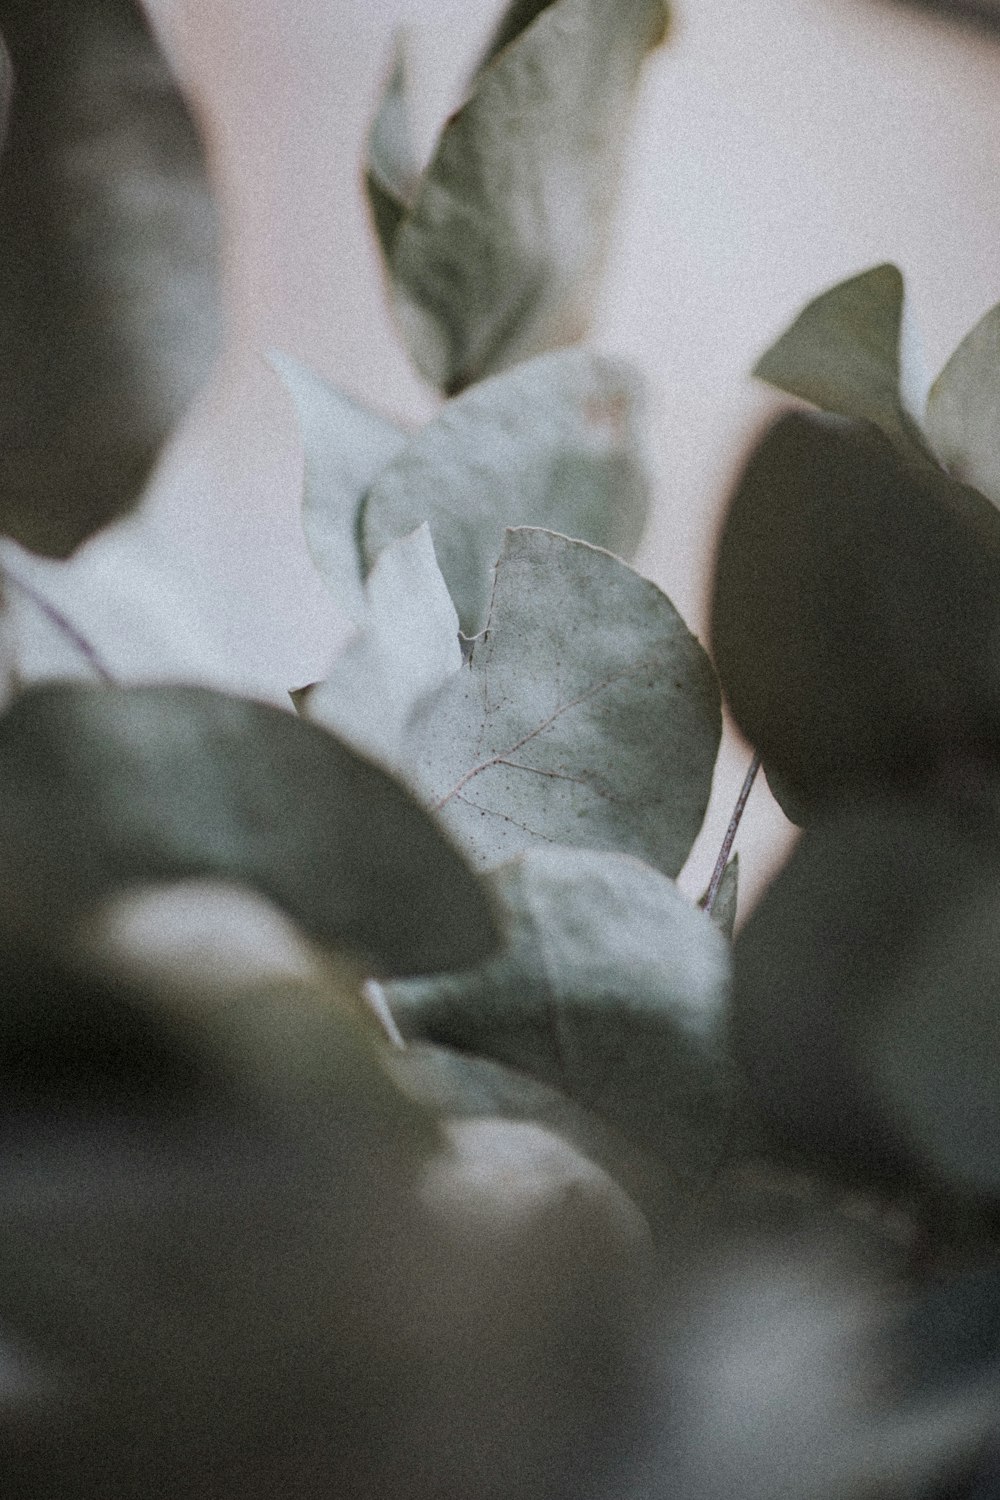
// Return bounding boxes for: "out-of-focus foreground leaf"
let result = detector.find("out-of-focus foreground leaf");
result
[407,527,721,873]
[373,0,668,393]
[0,682,500,977]
[360,349,650,634]
[710,410,1000,821]
[0,0,220,555]
[753,263,930,464]
[389,846,731,1184]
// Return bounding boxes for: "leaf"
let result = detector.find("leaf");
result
[754,264,931,465]
[0,0,220,555]
[477,0,560,70]
[269,351,407,621]
[365,36,421,263]
[730,792,1000,1191]
[710,411,1000,820]
[299,525,461,768]
[389,845,731,1181]
[407,527,721,874]
[360,349,650,634]
[0,682,500,978]
[925,301,1000,508]
[701,853,738,939]
[385,0,669,393]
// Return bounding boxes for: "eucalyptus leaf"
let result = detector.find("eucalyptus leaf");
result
[407,527,721,873]
[269,351,407,621]
[754,264,930,464]
[925,301,1000,507]
[385,0,669,393]
[365,37,420,263]
[0,682,500,977]
[731,792,1000,1191]
[389,845,730,1180]
[710,411,1000,820]
[0,0,220,555]
[361,349,649,632]
[299,525,461,768]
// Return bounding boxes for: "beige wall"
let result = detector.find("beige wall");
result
[9,0,1000,917]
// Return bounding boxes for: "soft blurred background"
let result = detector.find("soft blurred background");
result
[6,0,1000,918]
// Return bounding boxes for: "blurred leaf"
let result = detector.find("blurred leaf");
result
[0,682,500,977]
[710,411,1000,820]
[477,0,560,69]
[269,351,407,621]
[299,525,461,768]
[361,349,650,633]
[925,301,1000,507]
[0,0,220,555]
[730,792,1000,1189]
[701,853,738,939]
[754,264,931,465]
[389,845,730,1181]
[407,527,721,873]
[365,36,421,263]
[385,0,669,393]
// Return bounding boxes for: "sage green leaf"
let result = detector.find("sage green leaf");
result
[754,264,930,464]
[731,792,1000,1191]
[710,411,1000,820]
[0,682,500,977]
[478,0,559,70]
[365,38,420,262]
[0,0,220,555]
[387,0,669,393]
[300,525,461,768]
[361,349,650,632]
[701,853,738,939]
[270,351,407,621]
[925,302,1000,507]
[407,527,721,873]
[389,845,730,1181]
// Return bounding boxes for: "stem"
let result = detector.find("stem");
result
[2,561,116,683]
[702,753,761,916]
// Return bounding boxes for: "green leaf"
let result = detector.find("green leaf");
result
[299,525,461,768]
[477,0,561,70]
[389,845,731,1181]
[710,411,1000,820]
[925,301,1000,508]
[407,527,721,873]
[365,37,421,263]
[731,792,1000,1191]
[269,351,407,621]
[701,853,738,939]
[361,349,650,633]
[754,264,931,464]
[0,0,220,555]
[386,0,669,393]
[0,682,500,977]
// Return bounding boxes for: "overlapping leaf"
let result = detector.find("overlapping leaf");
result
[360,349,650,632]
[710,410,1000,820]
[925,302,1000,508]
[365,38,421,264]
[0,0,220,554]
[298,525,460,768]
[372,0,668,393]
[0,682,500,977]
[754,263,930,464]
[389,845,731,1181]
[407,527,721,873]
[270,352,406,621]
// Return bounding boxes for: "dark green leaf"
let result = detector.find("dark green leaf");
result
[0,0,220,555]
[270,351,406,621]
[407,527,721,873]
[710,411,1000,820]
[385,0,669,393]
[754,264,930,464]
[360,349,650,633]
[0,682,500,977]
[389,845,731,1181]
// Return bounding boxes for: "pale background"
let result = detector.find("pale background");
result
[7,0,1000,920]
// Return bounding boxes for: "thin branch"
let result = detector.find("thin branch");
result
[2,560,116,683]
[702,753,761,917]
